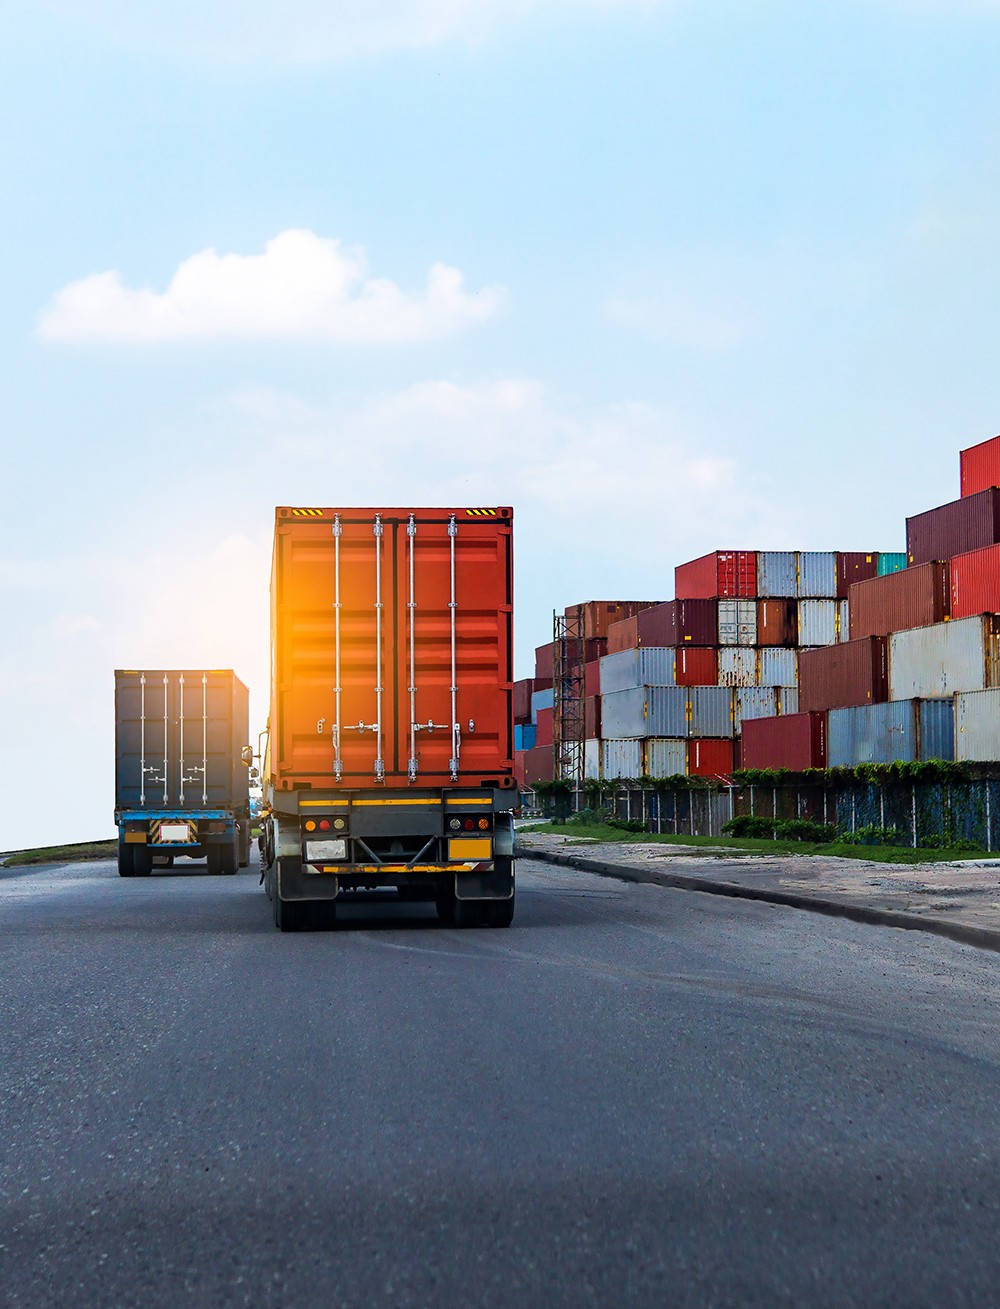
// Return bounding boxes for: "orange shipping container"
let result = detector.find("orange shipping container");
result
[269,506,514,790]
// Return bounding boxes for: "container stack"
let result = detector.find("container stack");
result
[746,432,1000,769]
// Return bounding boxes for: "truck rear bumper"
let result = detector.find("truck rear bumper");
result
[275,856,514,903]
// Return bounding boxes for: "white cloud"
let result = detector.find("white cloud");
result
[37,230,506,346]
[40,0,664,62]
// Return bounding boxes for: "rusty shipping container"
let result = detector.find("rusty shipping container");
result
[607,616,639,654]
[675,550,757,600]
[522,745,554,785]
[513,678,534,723]
[906,487,1000,566]
[836,552,879,599]
[757,599,797,647]
[757,551,797,598]
[564,600,662,639]
[848,561,950,640]
[798,638,888,712]
[741,713,827,771]
[584,695,601,739]
[534,641,555,682]
[960,434,1000,499]
[950,544,1000,620]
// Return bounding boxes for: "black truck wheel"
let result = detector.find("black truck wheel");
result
[220,839,238,875]
[275,892,308,932]
[132,846,152,877]
[206,844,221,874]
[117,842,135,878]
[484,893,515,928]
[237,822,251,868]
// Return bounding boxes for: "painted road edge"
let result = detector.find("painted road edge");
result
[527,847,1000,955]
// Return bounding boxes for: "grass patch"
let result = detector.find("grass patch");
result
[525,822,1000,864]
[2,839,119,868]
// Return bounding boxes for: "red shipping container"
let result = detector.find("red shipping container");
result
[798,638,888,712]
[960,434,1000,498]
[836,552,879,599]
[564,600,663,639]
[906,488,1000,566]
[756,599,798,647]
[585,695,601,739]
[848,561,950,639]
[674,647,719,686]
[607,617,638,654]
[740,713,827,771]
[514,749,527,788]
[687,739,735,778]
[522,745,554,785]
[535,707,554,748]
[513,678,534,723]
[638,599,718,647]
[269,505,513,789]
[534,642,555,681]
[951,543,1000,619]
[584,660,601,698]
[676,551,757,600]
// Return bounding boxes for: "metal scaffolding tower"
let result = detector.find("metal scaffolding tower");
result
[553,609,585,787]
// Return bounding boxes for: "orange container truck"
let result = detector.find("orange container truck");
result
[260,506,517,931]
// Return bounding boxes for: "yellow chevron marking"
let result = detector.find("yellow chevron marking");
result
[291,508,324,517]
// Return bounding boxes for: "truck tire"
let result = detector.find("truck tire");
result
[220,839,238,875]
[435,884,457,925]
[484,892,515,928]
[275,892,308,932]
[132,846,152,877]
[206,844,221,874]
[453,898,484,928]
[117,843,135,877]
[237,822,251,868]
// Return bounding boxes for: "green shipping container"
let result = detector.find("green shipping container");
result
[877,552,907,576]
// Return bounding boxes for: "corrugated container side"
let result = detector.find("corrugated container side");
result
[530,686,554,722]
[675,647,719,686]
[514,749,526,788]
[757,551,797,597]
[584,739,601,780]
[648,687,693,737]
[960,435,1000,499]
[954,689,1000,761]
[798,638,889,712]
[585,696,601,739]
[779,687,799,714]
[513,723,537,751]
[584,659,601,698]
[950,544,1000,620]
[634,648,679,688]
[639,599,718,647]
[564,600,663,639]
[889,615,1000,700]
[602,739,643,779]
[522,745,554,785]
[645,738,688,778]
[718,647,759,687]
[535,707,554,748]
[848,561,950,640]
[676,551,757,599]
[513,678,534,723]
[906,487,1000,566]
[689,687,735,738]
[918,699,955,760]
[740,712,827,770]
[797,551,838,598]
[758,648,798,687]
[687,739,735,778]
[757,599,797,646]
[828,701,917,767]
[718,598,757,646]
[877,552,907,576]
[534,641,555,682]
[599,649,641,694]
[734,687,781,733]
[607,616,639,654]
[797,600,840,646]
[836,552,878,599]
[600,688,646,738]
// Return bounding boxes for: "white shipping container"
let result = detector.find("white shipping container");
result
[718,647,758,687]
[890,616,1000,701]
[797,551,838,598]
[530,687,554,724]
[757,551,797,597]
[837,599,849,643]
[718,599,757,646]
[797,600,840,647]
[584,738,602,779]
[954,691,1000,761]
[602,738,643,779]
[734,687,780,733]
[779,687,799,715]
[689,686,735,738]
[758,648,798,687]
[599,648,676,694]
[645,738,688,778]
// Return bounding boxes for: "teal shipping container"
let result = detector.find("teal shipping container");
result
[877,552,907,576]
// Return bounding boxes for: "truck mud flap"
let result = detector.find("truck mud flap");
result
[455,861,514,901]
[277,856,339,902]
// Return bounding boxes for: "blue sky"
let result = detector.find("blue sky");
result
[3,0,1000,846]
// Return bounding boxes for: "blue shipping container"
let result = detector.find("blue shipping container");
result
[828,699,955,767]
[514,723,537,751]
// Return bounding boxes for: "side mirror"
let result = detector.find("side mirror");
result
[241,746,254,766]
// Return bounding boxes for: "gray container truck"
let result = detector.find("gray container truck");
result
[114,669,252,877]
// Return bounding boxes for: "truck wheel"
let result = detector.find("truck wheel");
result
[275,892,307,932]
[220,839,238,875]
[117,843,135,877]
[132,846,152,877]
[453,898,484,928]
[237,822,251,868]
[435,885,457,925]
[206,844,221,874]
[484,893,515,928]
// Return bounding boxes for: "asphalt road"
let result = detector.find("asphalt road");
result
[1,854,999,1308]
